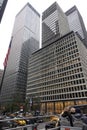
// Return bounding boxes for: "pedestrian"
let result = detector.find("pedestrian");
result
[61,106,74,127]
[74,107,82,119]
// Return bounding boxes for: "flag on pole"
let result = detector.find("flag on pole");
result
[3,37,13,67]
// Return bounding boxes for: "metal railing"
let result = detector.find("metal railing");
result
[47,126,87,130]
[5,124,37,130]
[5,126,87,130]
[0,117,38,130]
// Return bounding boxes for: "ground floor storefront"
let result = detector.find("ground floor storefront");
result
[41,99,87,114]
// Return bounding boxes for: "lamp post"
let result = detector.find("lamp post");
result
[29,98,33,111]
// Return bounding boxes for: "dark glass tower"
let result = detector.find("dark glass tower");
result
[42,2,70,47]
[0,69,3,86]
[65,6,87,47]
[0,0,8,22]
[0,3,40,104]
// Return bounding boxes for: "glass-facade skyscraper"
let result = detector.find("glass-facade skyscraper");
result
[42,2,70,47]
[65,6,87,47]
[0,3,40,104]
[0,0,8,22]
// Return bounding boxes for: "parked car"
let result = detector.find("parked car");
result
[45,116,59,130]
[36,117,43,123]
[25,118,37,125]
[45,121,57,130]
[14,117,26,126]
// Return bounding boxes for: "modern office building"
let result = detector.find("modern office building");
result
[26,31,87,114]
[0,3,40,104]
[65,6,87,47]
[0,0,8,22]
[0,69,3,88]
[0,69,3,82]
[42,2,70,47]
[26,2,87,114]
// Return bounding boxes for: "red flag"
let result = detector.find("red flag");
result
[3,37,13,67]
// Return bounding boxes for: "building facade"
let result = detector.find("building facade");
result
[26,31,87,114]
[0,69,3,90]
[42,2,70,47]
[0,3,40,104]
[65,6,87,47]
[26,2,87,114]
[0,0,8,22]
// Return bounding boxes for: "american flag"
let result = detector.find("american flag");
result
[3,37,13,67]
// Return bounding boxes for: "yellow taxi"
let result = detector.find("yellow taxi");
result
[14,118,26,126]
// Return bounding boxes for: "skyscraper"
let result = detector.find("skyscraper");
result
[42,2,70,47]
[0,3,40,104]
[65,6,87,47]
[0,69,3,86]
[26,2,87,114]
[0,0,8,22]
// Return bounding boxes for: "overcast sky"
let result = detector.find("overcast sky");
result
[0,0,87,70]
